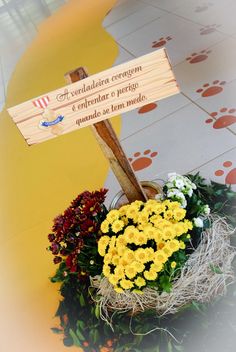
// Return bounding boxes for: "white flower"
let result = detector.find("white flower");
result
[174,179,185,189]
[167,188,187,208]
[203,204,210,216]
[187,188,193,197]
[193,217,204,228]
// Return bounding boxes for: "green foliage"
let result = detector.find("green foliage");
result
[186,173,236,227]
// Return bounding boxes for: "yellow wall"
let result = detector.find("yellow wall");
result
[0,0,120,351]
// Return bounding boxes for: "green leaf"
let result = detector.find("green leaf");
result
[79,293,85,307]
[209,264,223,274]
[75,327,85,342]
[69,328,82,347]
[76,320,85,330]
[95,304,100,319]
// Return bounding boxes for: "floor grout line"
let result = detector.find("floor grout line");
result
[188,145,236,174]
[120,97,192,142]
[106,13,168,41]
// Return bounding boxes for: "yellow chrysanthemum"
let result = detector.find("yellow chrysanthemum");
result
[108,247,118,257]
[163,200,172,208]
[123,249,135,263]
[162,246,172,257]
[133,200,144,209]
[104,253,112,264]
[168,239,180,252]
[154,250,168,264]
[124,226,139,243]
[144,270,158,281]
[135,248,148,263]
[150,262,163,273]
[111,219,124,233]
[162,226,175,240]
[179,240,186,249]
[106,209,120,223]
[145,247,155,261]
[114,265,125,279]
[100,220,109,233]
[134,276,146,288]
[143,225,157,239]
[114,286,124,294]
[116,235,127,247]
[137,211,149,224]
[164,209,174,220]
[120,279,134,290]
[146,199,158,206]
[118,205,129,216]
[130,261,145,273]
[174,223,185,236]
[119,257,129,267]
[134,232,147,246]
[98,236,109,255]
[109,236,117,249]
[153,203,165,214]
[168,201,181,210]
[173,208,186,221]
[111,255,120,266]
[125,266,137,279]
[184,219,193,231]
[102,264,111,277]
[171,261,177,269]
[143,203,155,214]
[98,235,110,247]
[117,245,127,257]
[108,274,119,285]
[126,205,139,219]
[98,244,106,257]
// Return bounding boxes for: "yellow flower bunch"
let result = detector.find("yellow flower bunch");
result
[98,199,193,293]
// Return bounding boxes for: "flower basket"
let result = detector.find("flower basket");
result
[47,173,236,352]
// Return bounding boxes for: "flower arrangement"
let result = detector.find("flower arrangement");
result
[48,173,236,352]
[98,199,193,294]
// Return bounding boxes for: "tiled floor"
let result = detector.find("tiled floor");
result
[103,0,236,207]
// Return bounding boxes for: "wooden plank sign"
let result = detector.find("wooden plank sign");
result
[8,48,179,146]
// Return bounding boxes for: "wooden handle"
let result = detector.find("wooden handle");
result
[64,67,147,202]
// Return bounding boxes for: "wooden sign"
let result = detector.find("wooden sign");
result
[8,49,179,146]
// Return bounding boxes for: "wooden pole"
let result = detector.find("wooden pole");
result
[64,67,147,203]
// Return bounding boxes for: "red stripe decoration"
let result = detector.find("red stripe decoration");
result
[32,96,50,109]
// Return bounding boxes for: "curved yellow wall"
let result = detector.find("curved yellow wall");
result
[0,0,120,351]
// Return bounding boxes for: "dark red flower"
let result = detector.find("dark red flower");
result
[48,233,55,242]
[53,256,62,264]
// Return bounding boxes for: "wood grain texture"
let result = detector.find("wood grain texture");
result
[65,67,147,202]
[8,49,179,146]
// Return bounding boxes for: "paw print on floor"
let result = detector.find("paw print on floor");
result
[129,150,158,171]
[200,24,221,35]
[138,103,158,114]
[196,80,226,97]
[186,50,211,64]
[215,161,236,184]
[205,108,236,129]
[195,2,213,13]
[152,36,172,48]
